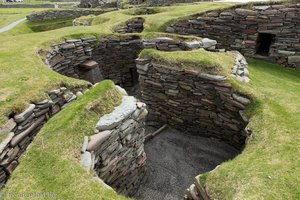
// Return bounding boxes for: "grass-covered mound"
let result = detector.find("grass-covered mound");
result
[2,80,129,200]
[139,49,234,74]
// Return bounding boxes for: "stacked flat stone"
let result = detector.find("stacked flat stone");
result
[26,9,110,22]
[46,36,224,87]
[167,2,300,68]
[80,88,148,196]
[91,36,144,87]
[0,87,84,188]
[136,58,251,149]
[46,37,102,83]
[116,17,144,33]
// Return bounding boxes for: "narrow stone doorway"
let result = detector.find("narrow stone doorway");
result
[256,33,275,56]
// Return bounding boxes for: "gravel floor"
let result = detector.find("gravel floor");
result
[134,128,239,200]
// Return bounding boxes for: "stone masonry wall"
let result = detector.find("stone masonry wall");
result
[46,37,103,84]
[167,1,300,67]
[80,87,148,196]
[46,36,223,87]
[27,9,110,22]
[135,58,251,149]
[0,87,86,188]
[91,36,144,87]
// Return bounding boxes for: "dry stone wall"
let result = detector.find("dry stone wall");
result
[116,17,144,33]
[135,58,251,149]
[80,87,148,196]
[27,9,110,22]
[0,87,85,188]
[46,37,103,84]
[167,1,300,67]
[46,36,224,87]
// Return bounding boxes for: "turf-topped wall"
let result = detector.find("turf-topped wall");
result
[46,36,220,87]
[135,57,251,149]
[0,87,86,188]
[27,9,110,22]
[80,88,148,196]
[167,1,300,67]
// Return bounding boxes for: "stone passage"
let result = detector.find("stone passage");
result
[167,1,300,67]
[0,87,85,188]
[136,58,251,149]
[135,128,239,200]
[80,88,148,196]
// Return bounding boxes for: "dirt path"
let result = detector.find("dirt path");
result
[0,18,26,33]
[135,128,239,200]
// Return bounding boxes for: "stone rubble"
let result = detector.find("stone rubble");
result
[0,87,86,188]
[80,87,148,196]
[231,51,250,83]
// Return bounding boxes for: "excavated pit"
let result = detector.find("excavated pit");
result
[136,128,239,200]
[45,36,250,199]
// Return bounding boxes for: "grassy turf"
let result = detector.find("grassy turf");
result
[204,59,300,200]
[139,49,235,74]
[26,18,74,32]
[2,80,129,200]
[0,2,233,126]
[0,8,45,28]
[1,2,299,200]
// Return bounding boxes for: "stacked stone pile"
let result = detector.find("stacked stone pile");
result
[231,51,250,83]
[26,9,110,22]
[80,88,148,196]
[167,2,300,67]
[116,17,145,33]
[0,87,85,188]
[136,58,251,149]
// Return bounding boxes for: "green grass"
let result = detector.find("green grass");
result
[139,49,234,74]
[1,2,299,200]
[0,2,233,126]
[2,80,129,200]
[203,59,300,200]
[27,18,74,32]
[0,8,45,28]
